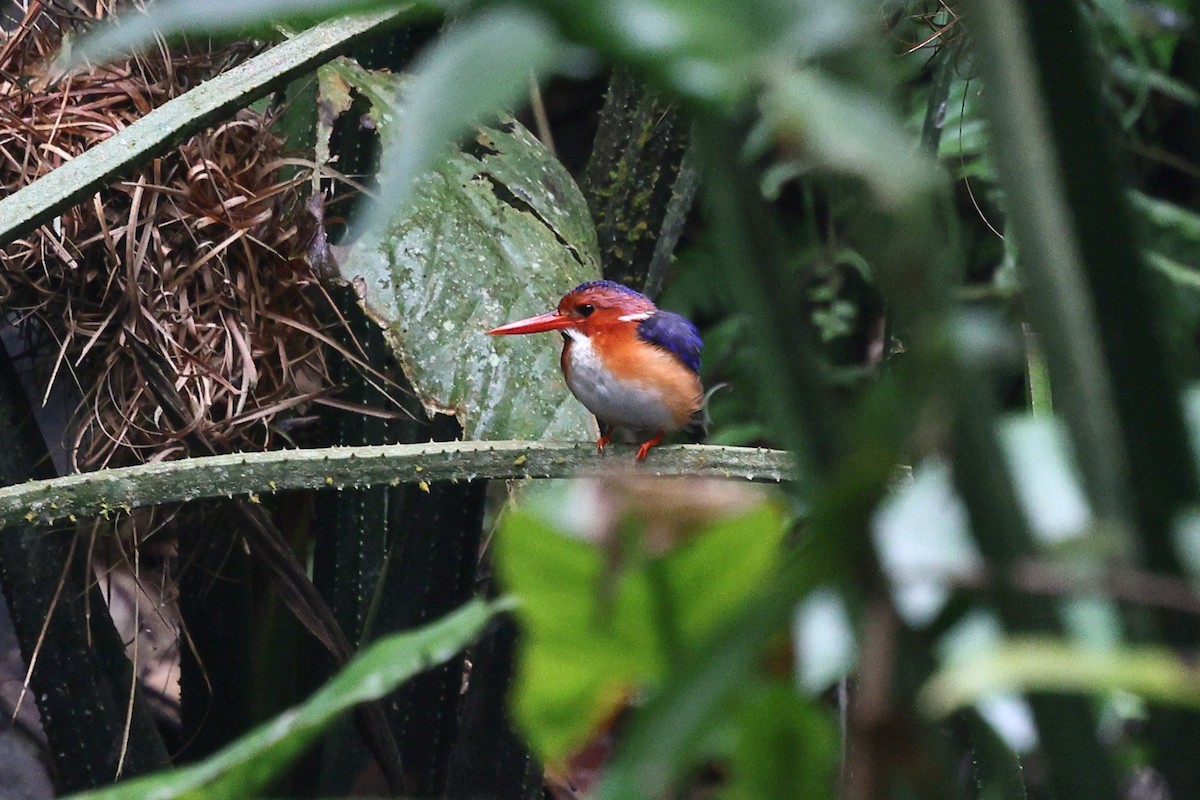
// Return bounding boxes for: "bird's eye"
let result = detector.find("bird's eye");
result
[577,303,596,318]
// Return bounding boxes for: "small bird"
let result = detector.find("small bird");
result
[488,280,703,460]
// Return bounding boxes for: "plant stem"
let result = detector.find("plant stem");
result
[0,442,794,532]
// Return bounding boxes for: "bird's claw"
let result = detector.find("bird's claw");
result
[635,431,665,461]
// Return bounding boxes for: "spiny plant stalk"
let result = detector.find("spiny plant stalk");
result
[0,443,794,531]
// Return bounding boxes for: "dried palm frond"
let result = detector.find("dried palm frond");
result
[0,0,330,470]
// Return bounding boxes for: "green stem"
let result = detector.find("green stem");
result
[962,0,1133,527]
[0,442,793,531]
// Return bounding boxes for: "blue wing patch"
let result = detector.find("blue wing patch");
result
[637,311,702,374]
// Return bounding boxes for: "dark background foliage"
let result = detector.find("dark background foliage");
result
[3,1,1200,799]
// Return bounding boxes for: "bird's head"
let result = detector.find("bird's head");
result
[487,280,656,340]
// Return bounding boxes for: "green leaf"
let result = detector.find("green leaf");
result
[593,555,807,800]
[921,636,1200,719]
[497,507,655,759]
[75,0,422,62]
[760,68,938,208]
[968,0,1200,581]
[0,11,401,251]
[721,684,837,800]
[495,487,788,761]
[361,5,562,231]
[335,64,600,440]
[530,0,866,103]
[1133,190,1200,266]
[62,598,499,800]
[935,612,1038,753]
[1109,55,1199,107]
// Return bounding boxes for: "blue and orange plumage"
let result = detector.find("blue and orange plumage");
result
[488,280,703,460]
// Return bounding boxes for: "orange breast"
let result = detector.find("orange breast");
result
[590,327,702,430]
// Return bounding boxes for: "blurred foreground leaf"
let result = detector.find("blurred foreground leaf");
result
[362,6,561,228]
[922,637,1200,718]
[872,459,976,626]
[75,0,422,60]
[495,483,788,762]
[529,0,865,104]
[722,683,837,800]
[761,68,938,207]
[62,599,500,800]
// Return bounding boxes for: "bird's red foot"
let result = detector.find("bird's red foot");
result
[596,431,612,453]
[635,431,665,461]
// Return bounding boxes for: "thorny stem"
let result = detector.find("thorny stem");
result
[0,442,794,531]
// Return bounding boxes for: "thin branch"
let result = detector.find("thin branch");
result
[0,442,794,531]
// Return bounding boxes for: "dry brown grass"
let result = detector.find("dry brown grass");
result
[0,0,331,470]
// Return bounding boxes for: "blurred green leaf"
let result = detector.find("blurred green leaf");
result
[720,683,837,800]
[497,506,654,760]
[962,0,1140,546]
[75,0,422,62]
[361,6,561,232]
[1092,0,1137,38]
[936,612,1038,753]
[1132,193,1200,378]
[529,0,865,104]
[1171,499,1200,581]
[925,71,993,168]
[761,68,938,207]
[332,61,598,440]
[495,486,788,761]
[1110,55,1199,106]
[922,636,1200,719]
[873,417,1102,625]
[1182,384,1200,484]
[1133,191,1200,264]
[592,536,844,800]
[62,599,499,800]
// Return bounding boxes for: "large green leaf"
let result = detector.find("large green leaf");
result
[722,683,837,800]
[62,599,499,800]
[494,483,788,761]
[334,64,599,441]
[360,6,562,232]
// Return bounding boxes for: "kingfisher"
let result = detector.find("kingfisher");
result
[488,280,703,460]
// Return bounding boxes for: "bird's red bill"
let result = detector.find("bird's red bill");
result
[487,310,572,335]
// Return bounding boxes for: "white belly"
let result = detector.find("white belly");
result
[564,333,674,433]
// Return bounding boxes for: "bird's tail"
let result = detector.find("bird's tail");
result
[679,382,727,444]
